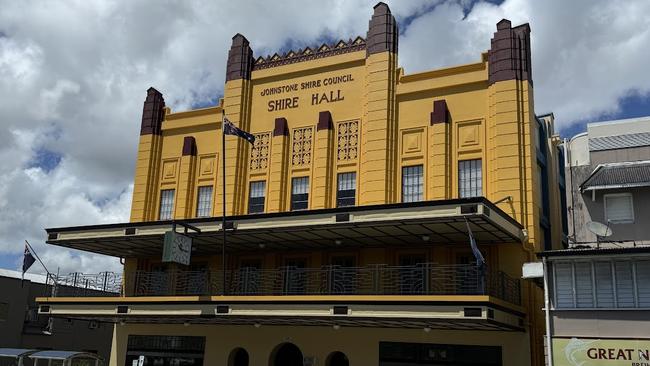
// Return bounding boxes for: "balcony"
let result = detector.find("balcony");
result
[47,264,521,306]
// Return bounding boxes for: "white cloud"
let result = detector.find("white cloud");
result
[0,0,648,275]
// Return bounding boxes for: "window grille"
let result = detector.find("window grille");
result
[196,186,213,217]
[402,165,423,203]
[159,189,175,220]
[459,159,482,198]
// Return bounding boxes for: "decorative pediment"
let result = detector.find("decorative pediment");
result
[253,37,367,70]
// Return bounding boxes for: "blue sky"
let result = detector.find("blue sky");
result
[2,0,650,274]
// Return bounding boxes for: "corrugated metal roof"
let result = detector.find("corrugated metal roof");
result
[581,161,650,190]
[539,245,650,257]
[589,132,650,151]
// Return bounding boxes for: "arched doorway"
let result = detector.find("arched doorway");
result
[271,343,303,366]
[228,348,249,366]
[327,351,349,366]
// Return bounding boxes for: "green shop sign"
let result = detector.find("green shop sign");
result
[553,338,650,366]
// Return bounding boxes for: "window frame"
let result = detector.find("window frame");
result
[458,159,483,198]
[604,193,634,224]
[159,189,175,220]
[248,181,266,214]
[195,185,213,218]
[291,177,310,211]
[336,172,357,207]
[401,165,423,203]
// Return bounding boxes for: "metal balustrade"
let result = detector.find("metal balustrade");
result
[46,264,521,305]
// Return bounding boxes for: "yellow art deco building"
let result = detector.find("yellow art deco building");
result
[37,4,566,366]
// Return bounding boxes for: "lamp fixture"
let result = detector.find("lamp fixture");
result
[333,324,340,330]
[421,235,430,242]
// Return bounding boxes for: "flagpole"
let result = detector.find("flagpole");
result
[221,110,227,296]
[25,240,50,275]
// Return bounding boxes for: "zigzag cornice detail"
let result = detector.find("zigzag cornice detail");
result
[253,36,366,70]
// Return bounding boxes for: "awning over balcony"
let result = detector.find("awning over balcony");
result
[45,198,524,257]
[580,160,650,191]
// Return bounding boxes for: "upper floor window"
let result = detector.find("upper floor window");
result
[248,181,266,214]
[337,172,356,207]
[291,177,309,211]
[159,189,175,220]
[196,186,213,217]
[553,259,650,309]
[604,193,634,224]
[459,159,482,198]
[402,165,423,203]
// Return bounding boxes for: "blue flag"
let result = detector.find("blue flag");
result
[223,117,255,144]
[22,242,36,276]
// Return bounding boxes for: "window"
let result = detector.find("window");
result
[459,159,482,198]
[291,177,309,211]
[337,172,356,207]
[196,186,213,217]
[159,189,175,220]
[248,181,266,214]
[552,259,650,309]
[402,165,423,203]
[604,193,634,224]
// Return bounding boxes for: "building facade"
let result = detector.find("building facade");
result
[37,4,564,366]
[565,116,650,245]
[0,269,113,362]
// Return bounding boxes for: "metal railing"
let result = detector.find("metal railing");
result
[47,264,521,305]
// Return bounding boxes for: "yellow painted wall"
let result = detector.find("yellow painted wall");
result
[111,323,531,366]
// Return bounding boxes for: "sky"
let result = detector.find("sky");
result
[1,0,650,275]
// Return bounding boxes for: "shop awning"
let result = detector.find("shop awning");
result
[45,197,524,257]
[581,161,650,191]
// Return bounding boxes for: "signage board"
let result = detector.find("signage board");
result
[553,338,650,366]
[162,231,192,265]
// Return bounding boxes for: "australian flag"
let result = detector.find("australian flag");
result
[464,217,485,268]
[223,117,255,144]
[22,242,36,277]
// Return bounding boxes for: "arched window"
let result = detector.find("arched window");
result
[228,347,249,366]
[326,351,349,366]
[270,343,303,366]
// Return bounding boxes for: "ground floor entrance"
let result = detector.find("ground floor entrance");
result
[110,324,528,366]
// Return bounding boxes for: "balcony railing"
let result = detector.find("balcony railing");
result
[46,264,521,305]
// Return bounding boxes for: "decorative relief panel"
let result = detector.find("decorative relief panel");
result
[250,132,271,171]
[162,160,178,180]
[337,120,359,161]
[402,129,423,155]
[457,120,482,150]
[292,127,313,166]
[199,156,215,177]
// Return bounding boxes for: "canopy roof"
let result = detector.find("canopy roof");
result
[581,160,650,191]
[0,349,37,358]
[45,197,524,257]
[30,351,102,361]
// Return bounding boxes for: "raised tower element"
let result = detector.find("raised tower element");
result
[360,2,399,205]
[131,88,166,221]
[488,19,532,85]
[139,87,165,135]
[366,2,398,56]
[225,33,254,82]
[222,34,254,215]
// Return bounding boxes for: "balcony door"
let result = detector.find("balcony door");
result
[397,253,427,294]
[236,258,262,295]
[329,255,357,294]
[283,257,308,295]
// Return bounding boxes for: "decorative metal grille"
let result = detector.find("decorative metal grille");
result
[337,120,359,161]
[292,127,313,166]
[250,132,271,171]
